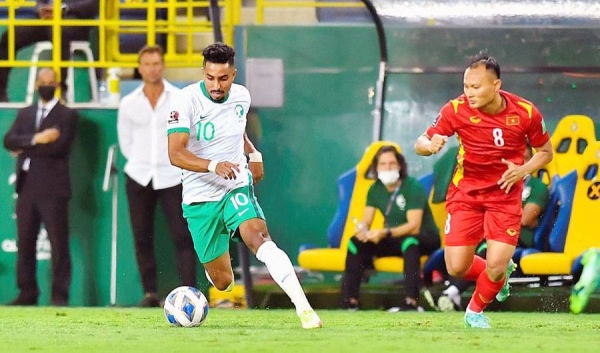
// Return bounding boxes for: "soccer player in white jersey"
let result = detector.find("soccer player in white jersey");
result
[167,43,322,329]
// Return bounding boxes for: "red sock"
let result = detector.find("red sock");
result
[462,255,486,281]
[468,271,505,312]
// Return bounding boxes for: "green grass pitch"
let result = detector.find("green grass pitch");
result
[1,307,599,352]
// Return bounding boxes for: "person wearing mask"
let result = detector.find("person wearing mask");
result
[3,67,79,306]
[341,145,441,311]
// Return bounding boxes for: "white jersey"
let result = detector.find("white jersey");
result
[168,81,251,204]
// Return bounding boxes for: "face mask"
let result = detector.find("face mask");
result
[378,170,400,185]
[38,85,56,101]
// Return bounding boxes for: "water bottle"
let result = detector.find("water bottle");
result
[107,68,121,106]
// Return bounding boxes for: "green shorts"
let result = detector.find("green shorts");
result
[182,184,265,264]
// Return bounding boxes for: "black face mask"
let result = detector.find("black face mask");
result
[38,85,56,101]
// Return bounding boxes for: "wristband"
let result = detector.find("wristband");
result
[248,151,263,163]
[207,160,219,173]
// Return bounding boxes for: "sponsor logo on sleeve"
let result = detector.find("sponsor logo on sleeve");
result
[168,111,179,124]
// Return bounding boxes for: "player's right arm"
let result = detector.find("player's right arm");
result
[414,104,455,156]
[167,131,240,180]
[414,133,448,156]
[167,90,239,179]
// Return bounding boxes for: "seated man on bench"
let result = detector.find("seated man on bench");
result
[341,145,441,311]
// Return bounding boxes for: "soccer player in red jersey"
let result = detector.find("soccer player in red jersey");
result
[414,50,553,328]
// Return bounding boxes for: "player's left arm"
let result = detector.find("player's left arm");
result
[498,105,553,193]
[498,140,553,193]
[521,139,554,176]
[244,132,264,184]
[524,107,554,175]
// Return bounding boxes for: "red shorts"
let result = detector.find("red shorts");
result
[444,184,522,247]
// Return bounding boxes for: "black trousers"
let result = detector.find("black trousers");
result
[0,25,92,96]
[341,232,440,307]
[125,176,197,294]
[16,190,71,305]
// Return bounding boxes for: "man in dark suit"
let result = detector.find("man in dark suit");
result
[3,68,79,306]
[0,0,99,101]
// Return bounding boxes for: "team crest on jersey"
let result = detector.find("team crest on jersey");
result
[168,111,179,124]
[235,104,245,121]
[395,195,406,210]
[506,115,520,126]
[469,116,481,124]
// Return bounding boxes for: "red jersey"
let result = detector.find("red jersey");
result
[426,90,550,194]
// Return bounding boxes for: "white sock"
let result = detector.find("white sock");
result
[256,240,312,315]
[444,285,461,306]
[466,307,482,315]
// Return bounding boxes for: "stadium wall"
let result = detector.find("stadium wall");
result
[237,24,600,267]
[0,25,599,305]
[0,108,206,306]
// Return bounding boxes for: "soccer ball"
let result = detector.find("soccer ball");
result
[163,286,209,327]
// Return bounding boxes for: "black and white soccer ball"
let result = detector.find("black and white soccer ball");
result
[163,286,209,327]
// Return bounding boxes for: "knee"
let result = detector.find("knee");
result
[446,262,469,278]
[244,227,271,254]
[447,267,465,278]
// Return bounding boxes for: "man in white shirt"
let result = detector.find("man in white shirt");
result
[117,45,197,307]
[167,42,322,329]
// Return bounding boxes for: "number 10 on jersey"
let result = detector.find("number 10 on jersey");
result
[196,122,215,141]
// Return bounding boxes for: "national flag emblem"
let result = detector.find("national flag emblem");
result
[506,115,520,126]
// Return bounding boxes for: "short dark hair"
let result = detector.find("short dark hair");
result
[369,145,408,180]
[203,42,235,67]
[467,49,500,79]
